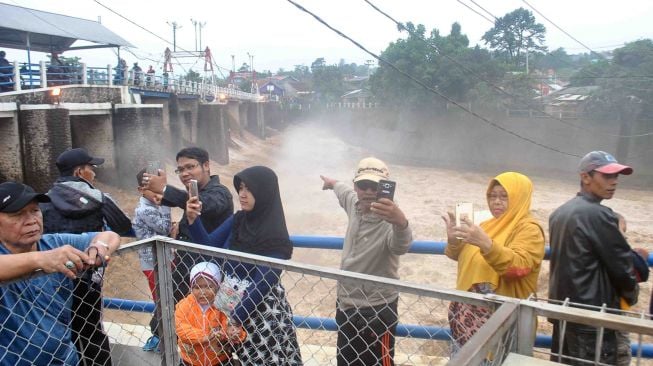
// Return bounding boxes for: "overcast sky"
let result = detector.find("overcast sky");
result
[5,0,653,76]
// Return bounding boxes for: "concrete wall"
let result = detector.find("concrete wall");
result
[70,114,116,183]
[19,105,71,192]
[112,105,164,187]
[0,85,123,104]
[197,104,229,165]
[225,101,242,136]
[0,104,21,182]
[323,108,653,182]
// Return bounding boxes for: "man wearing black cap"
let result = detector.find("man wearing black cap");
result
[548,151,639,365]
[40,147,131,366]
[0,181,120,365]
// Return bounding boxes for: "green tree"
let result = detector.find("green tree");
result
[370,22,502,108]
[185,69,201,83]
[533,47,572,71]
[482,8,547,68]
[310,57,344,102]
[579,39,653,119]
[238,63,250,72]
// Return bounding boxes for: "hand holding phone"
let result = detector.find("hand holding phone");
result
[147,161,161,176]
[376,180,396,201]
[455,202,474,227]
[188,179,199,198]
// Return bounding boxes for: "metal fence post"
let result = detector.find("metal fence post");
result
[154,239,178,365]
[107,65,113,86]
[81,63,88,85]
[516,303,536,356]
[40,61,47,88]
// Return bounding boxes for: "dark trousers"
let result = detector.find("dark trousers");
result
[72,275,112,366]
[336,299,398,366]
[550,322,622,365]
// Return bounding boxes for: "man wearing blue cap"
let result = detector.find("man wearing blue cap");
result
[548,151,639,365]
[0,181,120,365]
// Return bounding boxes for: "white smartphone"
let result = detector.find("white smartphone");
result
[455,202,474,227]
[189,179,199,198]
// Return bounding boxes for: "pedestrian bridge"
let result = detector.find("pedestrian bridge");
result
[0,60,259,102]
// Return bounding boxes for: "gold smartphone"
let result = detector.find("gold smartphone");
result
[455,202,474,227]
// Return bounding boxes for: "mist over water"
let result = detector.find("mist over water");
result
[235,120,653,304]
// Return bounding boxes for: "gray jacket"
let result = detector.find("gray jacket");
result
[333,182,413,310]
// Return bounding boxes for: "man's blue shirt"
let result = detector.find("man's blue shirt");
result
[0,232,98,366]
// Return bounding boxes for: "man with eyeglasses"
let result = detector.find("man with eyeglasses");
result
[40,147,132,366]
[548,151,639,365]
[143,146,233,303]
[321,157,412,366]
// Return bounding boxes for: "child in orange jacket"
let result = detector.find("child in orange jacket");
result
[175,262,246,366]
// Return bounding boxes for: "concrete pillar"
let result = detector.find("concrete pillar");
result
[70,114,115,184]
[81,63,88,85]
[224,101,242,136]
[12,62,20,91]
[0,103,21,182]
[40,61,47,88]
[197,104,229,165]
[19,105,71,192]
[112,104,164,188]
[255,102,265,138]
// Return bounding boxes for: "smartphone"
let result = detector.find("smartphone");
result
[189,179,199,198]
[376,179,396,201]
[146,161,161,176]
[455,202,474,227]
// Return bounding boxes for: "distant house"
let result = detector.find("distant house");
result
[256,75,313,102]
[343,75,369,90]
[340,89,372,104]
[543,85,600,117]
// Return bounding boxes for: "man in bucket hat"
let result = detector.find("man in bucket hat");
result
[548,151,638,365]
[0,181,120,365]
[321,157,412,366]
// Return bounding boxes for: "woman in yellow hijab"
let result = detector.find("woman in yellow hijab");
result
[443,172,545,349]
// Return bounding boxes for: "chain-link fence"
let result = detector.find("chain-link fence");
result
[3,237,653,365]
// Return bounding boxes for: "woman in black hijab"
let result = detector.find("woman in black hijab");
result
[187,166,302,365]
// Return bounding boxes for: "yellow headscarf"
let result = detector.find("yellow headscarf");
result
[456,172,537,292]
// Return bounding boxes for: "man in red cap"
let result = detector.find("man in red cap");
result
[548,151,638,365]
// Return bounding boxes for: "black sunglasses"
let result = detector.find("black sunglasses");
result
[355,180,378,191]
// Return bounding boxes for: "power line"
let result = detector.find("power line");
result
[455,0,494,24]
[520,0,601,58]
[468,0,498,21]
[285,0,583,157]
[362,0,653,138]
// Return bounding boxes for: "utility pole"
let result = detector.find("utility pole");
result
[365,59,374,77]
[231,55,235,72]
[198,21,207,50]
[166,21,182,52]
[247,52,255,93]
[190,19,198,51]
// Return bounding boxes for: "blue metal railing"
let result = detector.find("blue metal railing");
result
[102,297,653,357]
[290,235,653,266]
